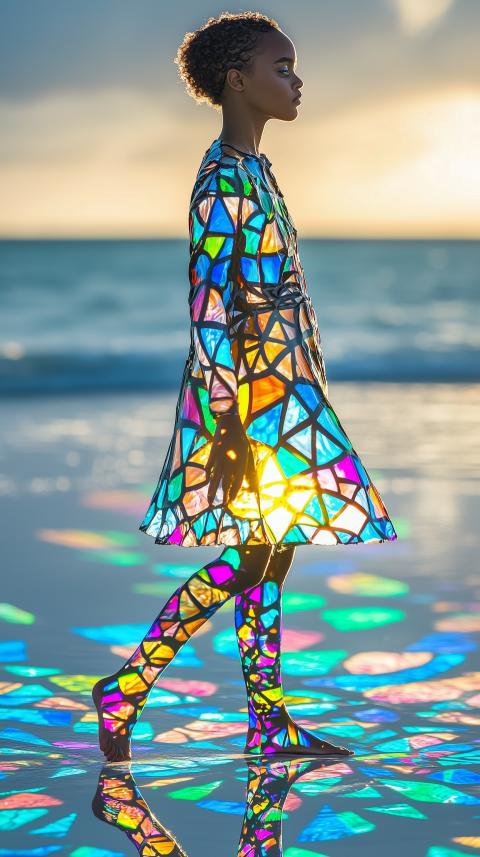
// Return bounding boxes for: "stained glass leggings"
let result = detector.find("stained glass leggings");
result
[96,544,340,756]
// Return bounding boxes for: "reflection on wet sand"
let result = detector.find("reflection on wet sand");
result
[93,758,338,857]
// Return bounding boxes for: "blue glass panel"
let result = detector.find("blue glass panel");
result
[316,431,342,465]
[283,395,309,434]
[211,260,230,287]
[182,428,197,461]
[247,404,282,447]
[323,494,345,518]
[202,328,223,358]
[263,581,279,606]
[318,407,351,448]
[195,255,210,282]
[249,214,265,229]
[296,384,322,412]
[219,237,234,259]
[240,257,260,283]
[215,339,234,368]
[261,255,283,283]
[304,496,324,524]
[209,199,234,233]
[289,426,312,458]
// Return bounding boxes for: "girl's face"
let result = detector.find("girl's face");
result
[227,29,303,121]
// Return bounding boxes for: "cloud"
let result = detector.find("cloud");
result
[393,0,456,34]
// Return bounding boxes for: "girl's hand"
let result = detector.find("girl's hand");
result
[206,414,255,506]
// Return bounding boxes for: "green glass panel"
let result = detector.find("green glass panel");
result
[167,473,183,503]
[198,387,217,436]
[204,236,225,258]
[244,228,261,255]
[277,447,309,478]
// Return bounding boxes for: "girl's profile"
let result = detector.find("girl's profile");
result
[92,10,396,764]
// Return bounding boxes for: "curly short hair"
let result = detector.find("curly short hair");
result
[175,11,279,110]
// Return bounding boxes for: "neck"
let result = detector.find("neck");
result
[220,104,268,156]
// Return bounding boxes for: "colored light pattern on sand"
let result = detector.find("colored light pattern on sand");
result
[428,769,480,784]
[365,803,427,818]
[0,641,27,662]
[452,838,480,848]
[36,529,137,551]
[154,564,200,579]
[168,781,222,800]
[268,650,347,677]
[34,697,89,710]
[344,652,432,675]
[141,138,395,548]
[426,850,473,857]
[282,594,325,613]
[378,779,480,804]
[353,708,399,722]
[29,813,77,837]
[363,682,464,704]
[435,614,480,632]
[298,804,375,841]
[0,794,62,810]
[197,800,245,814]
[0,605,35,625]
[0,809,50,830]
[310,654,465,691]
[49,676,101,694]
[321,608,404,632]
[327,573,408,597]
[344,786,382,798]
[0,709,71,727]
[49,767,87,778]
[70,849,125,857]
[0,728,50,746]
[0,849,64,856]
[406,633,478,654]
[285,848,329,857]
[5,667,62,678]
[292,777,342,794]
[156,679,218,697]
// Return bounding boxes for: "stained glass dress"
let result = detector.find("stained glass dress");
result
[141,138,396,549]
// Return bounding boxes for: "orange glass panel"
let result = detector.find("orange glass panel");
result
[254,355,268,373]
[276,352,293,380]
[280,309,295,323]
[251,376,285,413]
[257,311,272,332]
[198,196,214,224]
[223,196,239,228]
[270,322,285,341]
[294,345,314,381]
[118,673,148,695]
[264,341,286,363]
[185,465,205,488]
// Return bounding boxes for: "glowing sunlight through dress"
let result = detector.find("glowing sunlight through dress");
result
[141,138,396,549]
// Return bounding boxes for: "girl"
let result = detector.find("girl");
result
[93,11,396,763]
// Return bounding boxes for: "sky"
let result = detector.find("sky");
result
[0,0,479,238]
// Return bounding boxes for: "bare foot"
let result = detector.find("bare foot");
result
[92,676,132,763]
[244,721,354,758]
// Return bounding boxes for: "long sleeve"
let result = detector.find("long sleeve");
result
[188,164,246,417]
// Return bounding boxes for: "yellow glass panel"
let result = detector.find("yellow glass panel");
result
[142,642,175,663]
[264,341,286,363]
[238,384,250,423]
[246,348,258,368]
[261,483,284,498]
[297,514,321,526]
[189,443,212,466]
[264,687,283,702]
[229,488,260,520]
[179,591,200,619]
[331,505,367,534]
[264,508,294,541]
[117,808,141,830]
[189,577,229,606]
[118,673,148,695]
[260,456,284,487]
[287,489,315,512]
[238,624,252,642]
[269,322,285,340]
[184,618,207,637]
[261,222,277,253]
[290,474,315,489]
[276,352,293,380]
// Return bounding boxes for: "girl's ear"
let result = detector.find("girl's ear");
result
[225,68,245,93]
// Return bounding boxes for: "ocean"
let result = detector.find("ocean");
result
[1,238,479,393]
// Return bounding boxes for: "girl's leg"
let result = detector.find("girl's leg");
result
[236,547,353,757]
[93,544,272,762]
[92,765,188,856]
